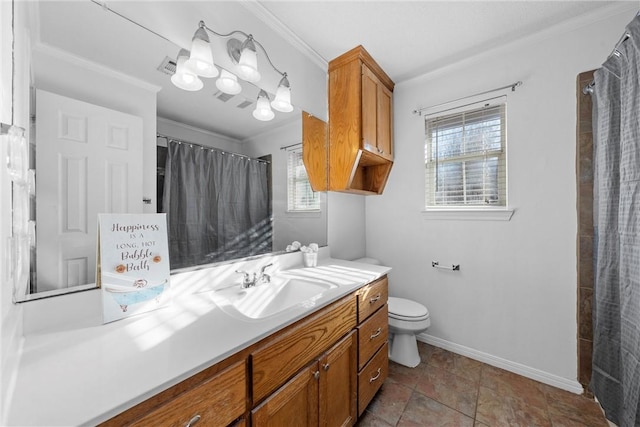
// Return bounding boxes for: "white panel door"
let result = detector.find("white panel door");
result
[36,89,143,291]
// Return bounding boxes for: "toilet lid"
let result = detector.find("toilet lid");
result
[388,297,429,319]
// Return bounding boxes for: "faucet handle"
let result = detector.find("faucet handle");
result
[235,270,253,285]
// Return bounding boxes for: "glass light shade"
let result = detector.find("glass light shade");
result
[253,90,275,121]
[215,70,242,95]
[237,38,261,82]
[187,28,218,78]
[271,77,293,112]
[171,49,204,92]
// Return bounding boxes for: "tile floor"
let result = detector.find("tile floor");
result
[357,342,609,427]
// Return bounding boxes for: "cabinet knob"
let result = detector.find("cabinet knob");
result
[369,368,382,383]
[185,414,201,427]
[323,363,330,371]
[313,370,320,380]
[370,327,382,340]
[369,294,381,304]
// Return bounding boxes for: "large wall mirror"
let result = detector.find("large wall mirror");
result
[16,1,328,302]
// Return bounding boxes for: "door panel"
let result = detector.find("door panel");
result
[319,331,357,427]
[35,89,143,291]
[252,362,319,427]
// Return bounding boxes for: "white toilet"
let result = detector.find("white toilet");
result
[388,297,430,368]
[353,257,431,368]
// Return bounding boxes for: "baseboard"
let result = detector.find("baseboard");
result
[417,333,584,394]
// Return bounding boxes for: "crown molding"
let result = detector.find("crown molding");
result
[400,2,639,86]
[240,0,328,71]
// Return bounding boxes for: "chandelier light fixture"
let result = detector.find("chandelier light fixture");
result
[172,21,293,121]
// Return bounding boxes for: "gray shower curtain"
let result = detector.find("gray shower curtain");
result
[591,15,640,427]
[162,141,272,269]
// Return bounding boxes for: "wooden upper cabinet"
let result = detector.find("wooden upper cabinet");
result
[328,45,395,195]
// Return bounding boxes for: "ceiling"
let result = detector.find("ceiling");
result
[35,1,634,142]
[258,0,630,83]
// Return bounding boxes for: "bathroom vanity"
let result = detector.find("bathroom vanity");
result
[6,253,390,426]
[103,277,388,426]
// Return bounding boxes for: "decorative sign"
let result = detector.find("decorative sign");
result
[97,214,170,323]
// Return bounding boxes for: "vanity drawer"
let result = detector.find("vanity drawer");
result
[357,304,388,370]
[357,342,388,416]
[251,294,357,404]
[357,276,388,323]
[132,361,246,427]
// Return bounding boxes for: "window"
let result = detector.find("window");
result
[287,147,320,211]
[424,102,507,208]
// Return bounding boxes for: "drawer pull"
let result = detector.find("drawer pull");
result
[369,368,382,383]
[370,327,382,340]
[323,363,330,371]
[369,294,381,304]
[185,414,201,427]
[313,370,320,380]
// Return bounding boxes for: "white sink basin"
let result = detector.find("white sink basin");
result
[211,275,338,320]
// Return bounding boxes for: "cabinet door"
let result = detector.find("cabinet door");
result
[361,65,379,157]
[319,332,357,427]
[252,362,320,427]
[376,82,393,160]
[361,66,393,162]
[302,111,328,191]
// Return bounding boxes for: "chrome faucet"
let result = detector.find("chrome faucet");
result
[236,263,273,288]
[258,263,273,284]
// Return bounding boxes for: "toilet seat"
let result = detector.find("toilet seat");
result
[388,297,429,321]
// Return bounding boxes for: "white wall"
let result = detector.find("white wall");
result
[365,6,637,389]
[328,192,366,261]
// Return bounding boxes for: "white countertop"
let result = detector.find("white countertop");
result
[6,256,390,426]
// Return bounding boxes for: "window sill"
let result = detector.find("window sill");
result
[285,210,322,218]
[421,208,515,221]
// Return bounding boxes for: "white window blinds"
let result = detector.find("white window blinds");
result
[424,102,507,208]
[287,147,320,211]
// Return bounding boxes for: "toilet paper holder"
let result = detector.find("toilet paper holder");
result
[432,261,460,271]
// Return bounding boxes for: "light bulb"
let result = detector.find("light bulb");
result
[171,49,203,91]
[186,26,218,78]
[215,70,242,95]
[271,75,293,112]
[237,37,261,82]
[253,90,275,121]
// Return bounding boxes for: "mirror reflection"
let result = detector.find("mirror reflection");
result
[22,1,327,300]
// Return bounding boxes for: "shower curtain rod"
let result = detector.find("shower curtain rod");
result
[584,10,640,95]
[279,142,302,151]
[412,81,522,116]
[156,133,270,164]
